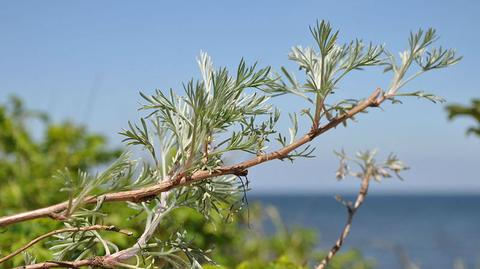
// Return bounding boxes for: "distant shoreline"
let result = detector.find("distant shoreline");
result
[249,192,480,197]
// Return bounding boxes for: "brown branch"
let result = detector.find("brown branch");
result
[316,167,373,269]
[14,257,111,269]
[0,225,132,265]
[0,88,384,228]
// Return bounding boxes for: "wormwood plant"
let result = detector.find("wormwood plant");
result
[0,21,460,268]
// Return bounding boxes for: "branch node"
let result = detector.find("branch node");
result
[48,212,67,221]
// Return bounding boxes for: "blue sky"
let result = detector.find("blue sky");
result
[1,0,479,194]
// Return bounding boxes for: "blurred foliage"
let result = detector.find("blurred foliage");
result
[0,96,372,268]
[446,99,480,136]
[0,96,122,266]
[0,96,122,210]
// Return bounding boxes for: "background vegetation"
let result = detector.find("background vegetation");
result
[447,99,480,136]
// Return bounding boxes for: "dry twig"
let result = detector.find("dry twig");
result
[316,167,373,269]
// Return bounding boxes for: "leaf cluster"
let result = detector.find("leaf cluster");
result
[334,149,409,182]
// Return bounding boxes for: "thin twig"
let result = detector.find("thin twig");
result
[316,167,373,269]
[14,257,109,269]
[0,88,384,228]
[313,95,324,129]
[202,133,211,165]
[0,225,132,264]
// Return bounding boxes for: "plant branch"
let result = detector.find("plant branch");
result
[0,225,132,265]
[103,204,173,266]
[14,257,111,269]
[15,206,172,269]
[0,88,384,228]
[316,167,373,269]
[313,95,324,129]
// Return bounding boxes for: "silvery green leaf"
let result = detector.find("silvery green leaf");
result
[288,113,298,144]
[22,251,37,265]
[395,91,446,103]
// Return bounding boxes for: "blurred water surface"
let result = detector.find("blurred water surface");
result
[251,195,480,269]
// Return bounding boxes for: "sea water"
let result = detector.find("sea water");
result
[251,195,480,269]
